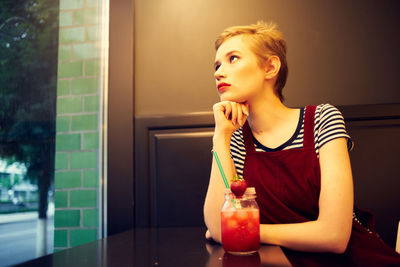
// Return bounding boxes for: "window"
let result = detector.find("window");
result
[0,0,108,264]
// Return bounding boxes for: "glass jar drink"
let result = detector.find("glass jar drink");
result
[221,187,260,254]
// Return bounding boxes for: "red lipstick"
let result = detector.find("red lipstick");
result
[217,82,231,93]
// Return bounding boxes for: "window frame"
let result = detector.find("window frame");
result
[107,0,135,236]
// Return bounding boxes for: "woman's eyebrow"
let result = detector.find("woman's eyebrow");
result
[226,50,240,56]
[214,50,241,68]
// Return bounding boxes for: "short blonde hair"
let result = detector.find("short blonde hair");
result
[215,21,288,102]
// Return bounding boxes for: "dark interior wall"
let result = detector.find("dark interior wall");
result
[134,0,400,116]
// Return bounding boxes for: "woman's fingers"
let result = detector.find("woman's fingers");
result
[237,106,242,126]
[205,229,212,240]
[230,102,238,126]
[212,102,229,121]
[229,102,248,126]
[239,102,249,126]
[224,102,232,120]
[213,101,249,128]
[242,102,249,116]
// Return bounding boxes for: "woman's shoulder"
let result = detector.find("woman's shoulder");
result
[311,103,354,151]
[313,103,344,117]
[309,103,345,125]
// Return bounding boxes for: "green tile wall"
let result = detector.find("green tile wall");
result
[55,153,69,170]
[59,27,85,43]
[84,96,100,112]
[71,114,98,131]
[60,0,84,10]
[54,230,68,247]
[74,9,99,25]
[55,171,81,189]
[71,78,98,94]
[70,190,97,207]
[70,151,97,169]
[83,170,98,187]
[56,133,81,151]
[54,0,102,251]
[70,229,98,247]
[86,26,100,41]
[83,209,99,227]
[86,0,100,8]
[59,12,73,27]
[57,97,83,114]
[58,62,83,78]
[83,132,99,149]
[58,45,71,61]
[56,116,70,132]
[55,191,68,208]
[54,210,80,227]
[85,60,100,76]
[57,80,70,96]
[72,43,99,59]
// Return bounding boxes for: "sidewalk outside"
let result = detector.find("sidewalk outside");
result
[0,211,38,224]
[0,202,54,224]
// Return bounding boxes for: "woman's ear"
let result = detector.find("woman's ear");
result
[264,55,281,80]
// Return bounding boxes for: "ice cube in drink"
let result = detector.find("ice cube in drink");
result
[221,208,260,254]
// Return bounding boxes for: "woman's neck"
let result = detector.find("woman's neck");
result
[246,92,295,135]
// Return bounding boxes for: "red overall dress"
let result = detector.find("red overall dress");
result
[242,105,400,266]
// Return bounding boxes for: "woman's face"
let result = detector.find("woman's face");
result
[214,35,266,103]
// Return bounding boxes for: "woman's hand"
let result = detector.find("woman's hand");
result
[213,101,249,136]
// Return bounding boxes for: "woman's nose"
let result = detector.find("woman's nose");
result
[214,68,225,81]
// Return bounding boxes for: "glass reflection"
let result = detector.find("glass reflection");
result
[0,0,58,265]
[206,241,292,267]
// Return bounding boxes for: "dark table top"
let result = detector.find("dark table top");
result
[16,227,292,267]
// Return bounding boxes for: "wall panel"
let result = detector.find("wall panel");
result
[346,118,400,248]
[149,130,213,227]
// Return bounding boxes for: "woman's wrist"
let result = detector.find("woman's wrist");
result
[213,127,234,139]
[212,132,232,148]
[212,136,231,161]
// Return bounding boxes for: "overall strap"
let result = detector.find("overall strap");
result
[303,105,317,149]
[242,121,256,154]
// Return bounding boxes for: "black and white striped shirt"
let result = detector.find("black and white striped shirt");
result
[231,104,354,178]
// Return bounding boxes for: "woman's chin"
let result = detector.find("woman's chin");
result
[220,94,245,103]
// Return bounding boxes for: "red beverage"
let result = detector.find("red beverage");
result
[221,187,260,254]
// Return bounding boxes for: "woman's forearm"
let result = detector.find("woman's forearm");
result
[260,138,353,254]
[203,134,236,242]
[260,219,351,253]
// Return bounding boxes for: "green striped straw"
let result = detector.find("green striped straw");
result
[212,151,229,189]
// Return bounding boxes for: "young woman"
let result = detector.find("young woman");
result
[203,21,400,266]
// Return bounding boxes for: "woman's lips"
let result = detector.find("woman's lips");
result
[217,82,231,93]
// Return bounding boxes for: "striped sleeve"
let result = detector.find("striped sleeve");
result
[315,104,354,153]
[230,128,246,178]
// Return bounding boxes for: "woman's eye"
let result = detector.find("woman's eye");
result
[215,64,220,71]
[230,55,238,63]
